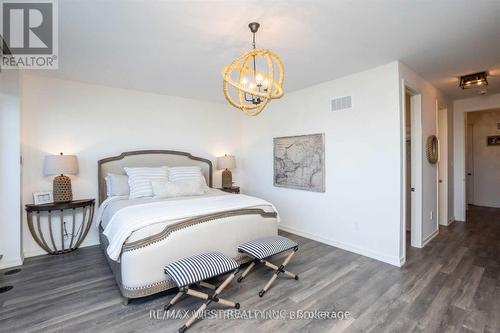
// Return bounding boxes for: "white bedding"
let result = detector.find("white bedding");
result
[97,190,277,261]
[96,189,228,229]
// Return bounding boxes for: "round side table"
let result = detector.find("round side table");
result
[25,199,95,255]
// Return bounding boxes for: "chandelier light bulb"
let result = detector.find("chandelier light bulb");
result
[256,73,263,84]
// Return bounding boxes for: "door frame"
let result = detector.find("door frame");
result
[401,80,423,265]
[454,106,499,222]
[437,104,450,225]
[466,122,475,205]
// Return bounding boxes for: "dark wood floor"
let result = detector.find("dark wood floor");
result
[1,205,499,333]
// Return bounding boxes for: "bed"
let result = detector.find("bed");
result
[96,150,278,303]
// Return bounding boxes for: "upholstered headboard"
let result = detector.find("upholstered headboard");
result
[97,150,213,204]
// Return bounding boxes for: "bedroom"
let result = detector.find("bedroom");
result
[1,1,500,332]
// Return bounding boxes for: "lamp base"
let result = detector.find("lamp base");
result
[222,169,233,189]
[53,175,73,202]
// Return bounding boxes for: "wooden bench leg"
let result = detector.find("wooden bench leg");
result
[263,260,298,279]
[178,269,240,333]
[185,288,209,300]
[199,281,216,290]
[180,302,207,333]
[259,248,298,297]
[237,261,256,283]
[164,290,186,311]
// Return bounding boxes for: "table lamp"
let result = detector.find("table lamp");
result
[43,152,79,202]
[217,155,236,189]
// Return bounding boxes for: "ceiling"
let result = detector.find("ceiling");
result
[32,0,500,102]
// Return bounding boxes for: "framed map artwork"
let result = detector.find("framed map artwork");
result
[273,133,325,192]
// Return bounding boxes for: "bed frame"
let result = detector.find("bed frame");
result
[98,150,213,205]
[97,150,278,303]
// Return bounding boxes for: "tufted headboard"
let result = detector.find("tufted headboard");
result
[97,150,213,204]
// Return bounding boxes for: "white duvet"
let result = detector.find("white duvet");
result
[100,194,276,261]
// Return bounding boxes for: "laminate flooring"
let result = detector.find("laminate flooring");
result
[1,205,499,333]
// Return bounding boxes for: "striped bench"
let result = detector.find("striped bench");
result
[237,235,299,297]
[164,252,240,333]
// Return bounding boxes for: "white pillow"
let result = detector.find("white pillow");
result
[168,166,208,189]
[105,173,130,197]
[152,179,206,199]
[105,176,111,196]
[124,166,169,199]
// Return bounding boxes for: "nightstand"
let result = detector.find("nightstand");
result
[218,186,240,194]
[25,199,95,255]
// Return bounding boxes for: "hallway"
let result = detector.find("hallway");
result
[404,205,500,332]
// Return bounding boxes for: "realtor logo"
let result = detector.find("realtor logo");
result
[1,0,58,69]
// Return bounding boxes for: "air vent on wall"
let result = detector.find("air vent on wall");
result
[331,96,352,111]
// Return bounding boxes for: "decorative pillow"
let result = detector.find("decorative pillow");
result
[168,166,209,189]
[124,166,169,199]
[152,179,206,199]
[105,173,130,197]
[105,176,111,196]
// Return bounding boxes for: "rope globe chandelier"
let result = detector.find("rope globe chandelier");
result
[222,22,284,116]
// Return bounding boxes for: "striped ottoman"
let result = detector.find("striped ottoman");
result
[164,252,240,333]
[237,235,299,297]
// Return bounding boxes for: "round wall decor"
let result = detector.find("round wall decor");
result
[426,135,439,164]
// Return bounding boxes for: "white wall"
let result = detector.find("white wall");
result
[239,62,403,266]
[454,93,500,220]
[465,110,500,208]
[398,63,452,255]
[21,75,243,257]
[0,69,22,269]
[18,62,455,266]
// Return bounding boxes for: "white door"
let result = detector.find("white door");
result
[406,140,412,231]
[405,93,412,232]
[409,93,421,247]
[438,108,448,225]
[466,124,474,205]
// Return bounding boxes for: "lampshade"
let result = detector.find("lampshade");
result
[44,153,79,176]
[217,155,236,170]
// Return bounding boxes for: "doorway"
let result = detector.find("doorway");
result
[466,123,475,206]
[402,84,423,257]
[437,105,449,225]
[405,92,412,241]
[465,110,500,209]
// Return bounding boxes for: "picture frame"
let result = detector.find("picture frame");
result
[487,135,500,146]
[33,191,54,205]
[273,133,325,192]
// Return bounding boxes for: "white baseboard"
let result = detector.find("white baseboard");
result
[23,239,100,259]
[421,228,439,247]
[23,248,48,258]
[0,256,23,270]
[399,255,406,266]
[440,217,455,226]
[278,224,402,267]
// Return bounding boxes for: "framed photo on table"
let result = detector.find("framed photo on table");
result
[33,191,54,205]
